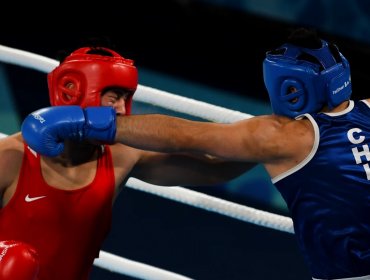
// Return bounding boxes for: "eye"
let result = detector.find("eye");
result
[107,97,118,104]
[121,91,131,100]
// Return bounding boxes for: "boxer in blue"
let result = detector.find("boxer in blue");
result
[22,28,370,280]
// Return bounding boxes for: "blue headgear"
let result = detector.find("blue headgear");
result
[263,40,351,118]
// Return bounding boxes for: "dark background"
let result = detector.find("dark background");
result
[2,1,370,117]
[1,1,370,279]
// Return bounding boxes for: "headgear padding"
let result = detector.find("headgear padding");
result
[263,40,351,118]
[48,47,138,114]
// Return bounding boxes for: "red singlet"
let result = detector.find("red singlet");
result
[0,144,115,280]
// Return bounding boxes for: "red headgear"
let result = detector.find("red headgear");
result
[47,47,138,114]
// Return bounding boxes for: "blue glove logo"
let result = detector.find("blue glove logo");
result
[31,113,46,124]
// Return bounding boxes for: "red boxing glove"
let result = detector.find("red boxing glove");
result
[0,240,39,280]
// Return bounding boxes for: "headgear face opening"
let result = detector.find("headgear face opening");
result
[263,40,351,118]
[47,47,138,115]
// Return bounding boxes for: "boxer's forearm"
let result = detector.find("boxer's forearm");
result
[115,114,217,153]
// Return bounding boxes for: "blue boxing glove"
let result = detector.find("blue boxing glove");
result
[21,105,116,157]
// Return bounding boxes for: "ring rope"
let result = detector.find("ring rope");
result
[0,44,58,73]
[127,178,293,233]
[0,44,252,122]
[94,251,193,280]
[135,85,253,123]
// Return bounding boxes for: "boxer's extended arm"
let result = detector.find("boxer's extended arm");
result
[114,113,307,164]
[115,114,246,159]
[21,106,303,164]
[21,106,116,157]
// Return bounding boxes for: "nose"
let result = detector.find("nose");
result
[113,98,126,115]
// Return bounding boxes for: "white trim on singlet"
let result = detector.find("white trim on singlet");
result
[313,274,370,280]
[271,100,355,184]
[360,99,370,108]
[272,113,320,184]
[323,100,354,116]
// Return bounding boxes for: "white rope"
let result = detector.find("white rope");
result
[127,178,293,233]
[0,44,58,73]
[134,85,253,122]
[94,251,194,280]
[0,44,252,122]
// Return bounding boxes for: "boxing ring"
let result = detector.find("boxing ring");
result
[0,44,294,280]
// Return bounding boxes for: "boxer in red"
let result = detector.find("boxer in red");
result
[0,46,249,279]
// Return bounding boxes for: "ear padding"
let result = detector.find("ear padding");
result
[280,79,306,113]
